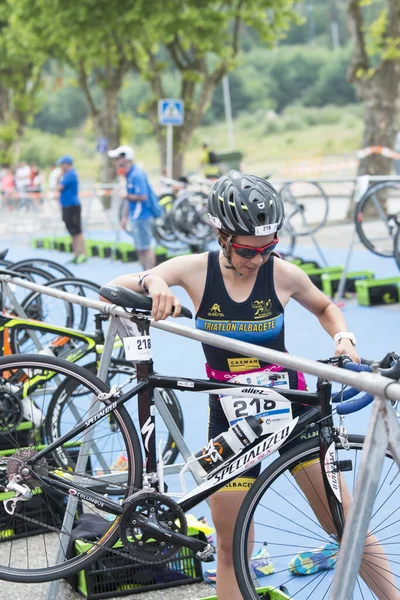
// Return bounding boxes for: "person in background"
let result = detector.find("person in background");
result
[393,130,400,176]
[1,168,16,209]
[48,162,62,194]
[200,143,221,179]
[57,155,88,264]
[108,145,157,270]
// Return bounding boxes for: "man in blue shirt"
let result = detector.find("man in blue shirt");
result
[57,155,88,264]
[108,145,156,270]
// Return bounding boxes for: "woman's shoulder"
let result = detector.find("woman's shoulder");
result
[273,255,306,286]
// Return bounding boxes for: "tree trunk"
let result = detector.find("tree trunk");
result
[355,71,400,177]
[94,87,121,183]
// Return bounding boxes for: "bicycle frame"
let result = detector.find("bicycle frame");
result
[23,315,346,553]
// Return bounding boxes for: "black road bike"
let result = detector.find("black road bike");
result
[0,286,398,600]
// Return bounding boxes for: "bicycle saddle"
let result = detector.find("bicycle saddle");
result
[99,284,193,319]
[0,249,9,260]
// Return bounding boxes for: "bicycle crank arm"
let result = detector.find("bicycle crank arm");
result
[137,518,208,552]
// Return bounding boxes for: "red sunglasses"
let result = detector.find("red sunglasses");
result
[230,235,279,259]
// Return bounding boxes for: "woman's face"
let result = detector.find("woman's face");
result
[225,233,277,275]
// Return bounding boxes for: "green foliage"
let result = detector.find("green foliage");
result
[203,45,357,123]
[33,84,88,135]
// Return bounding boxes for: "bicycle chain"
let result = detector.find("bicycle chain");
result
[7,501,147,564]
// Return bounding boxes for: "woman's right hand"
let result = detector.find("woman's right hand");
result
[147,276,182,321]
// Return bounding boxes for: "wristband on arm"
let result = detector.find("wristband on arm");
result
[138,271,151,293]
[333,332,356,346]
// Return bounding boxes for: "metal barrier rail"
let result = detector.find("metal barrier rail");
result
[2,273,400,401]
[2,273,400,599]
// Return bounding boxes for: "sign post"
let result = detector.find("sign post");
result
[158,98,184,178]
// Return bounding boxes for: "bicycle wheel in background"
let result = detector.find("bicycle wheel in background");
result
[0,354,142,582]
[171,191,214,248]
[280,181,329,236]
[45,358,184,466]
[278,220,296,256]
[394,224,400,270]
[355,181,400,257]
[11,258,73,280]
[233,435,399,600]
[20,277,100,333]
[153,194,185,252]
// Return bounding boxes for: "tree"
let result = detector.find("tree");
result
[0,1,45,164]
[347,0,400,176]
[138,0,299,177]
[11,0,154,181]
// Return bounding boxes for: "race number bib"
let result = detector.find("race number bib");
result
[220,371,292,433]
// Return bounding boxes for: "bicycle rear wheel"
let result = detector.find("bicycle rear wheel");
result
[0,354,142,582]
[11,258,73,280]
[394,226,400,271]
[45,359,184,466]
[19,277,100,333]
[233,435,399,599]
[280,181,329,236]
[355,182,400,257]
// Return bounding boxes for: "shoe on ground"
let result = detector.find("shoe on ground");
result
[250,547,275,577]
[203,568,217,584]
[67,256,78,264]
[288,542,338,576]
[74,254,88,264]
[203,548,274,584]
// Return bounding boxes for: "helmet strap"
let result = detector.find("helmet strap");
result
[218,233,243,277]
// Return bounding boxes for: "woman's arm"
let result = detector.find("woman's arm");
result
[105,254,202,321]
[289,265,360,362]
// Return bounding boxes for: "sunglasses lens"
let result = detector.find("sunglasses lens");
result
[261,242,277,256]
[233,247,257,258]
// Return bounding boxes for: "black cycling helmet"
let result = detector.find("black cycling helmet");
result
[208,170,284,236]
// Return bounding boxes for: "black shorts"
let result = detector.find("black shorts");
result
[208,394,318,479]
[62,205,82,236]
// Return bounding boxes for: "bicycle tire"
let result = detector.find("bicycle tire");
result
[171,192,214,247]
[233,435,398,599]
[394,226,400,271]
[0,353,142,583]
[19,277,101,333]
[280,181,329,237]
[355,181,400,257]
[45,358,184,466]
[12,258,74,280]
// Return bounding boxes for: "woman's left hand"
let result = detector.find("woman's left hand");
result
[335,339,361,363]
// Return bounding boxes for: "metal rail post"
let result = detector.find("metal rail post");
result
[329,397,400,599]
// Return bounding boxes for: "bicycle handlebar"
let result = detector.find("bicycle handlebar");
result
[333,356,400,415]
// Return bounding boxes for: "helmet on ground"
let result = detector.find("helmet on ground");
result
[208,171,284,236]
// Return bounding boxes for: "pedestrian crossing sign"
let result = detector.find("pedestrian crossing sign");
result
[158,98,184,126]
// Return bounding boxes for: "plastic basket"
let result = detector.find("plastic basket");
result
[355,278,400,306]
[0,488,63,541]
[73,532,204,598]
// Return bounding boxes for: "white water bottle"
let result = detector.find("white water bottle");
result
[189,415,263,478]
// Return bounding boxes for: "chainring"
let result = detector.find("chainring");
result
[120,491,187,563]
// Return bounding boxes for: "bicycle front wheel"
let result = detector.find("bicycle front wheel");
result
[0,354,142,583]
[233,435,399,599]
[355,182,400,257]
